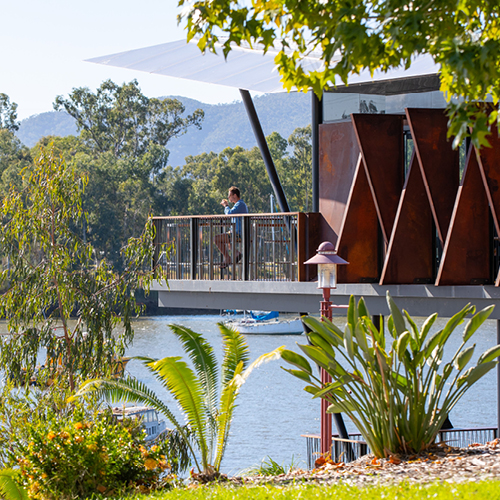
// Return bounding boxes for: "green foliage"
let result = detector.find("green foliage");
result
[54,79,204,158]
[178,126,312,215]
[0,94,18,132]
[281,293,497,457]
[0,130,31,198]
[14,408,175,499]
[0,470,28,500]
[76,323,284,479]
[179,0,500,149]
[0,146,161,390]
[240,456,297,477]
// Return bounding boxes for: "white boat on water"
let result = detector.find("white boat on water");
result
[226,311,304,335]
[112,406,167,441]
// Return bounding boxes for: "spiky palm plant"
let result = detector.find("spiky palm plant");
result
[0,469,28,500]
[75,322,283,479]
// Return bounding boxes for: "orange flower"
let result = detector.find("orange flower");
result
[47,432,56,441]
[74,422,84,430]
[144,458,158,470]
[75,436,84,443]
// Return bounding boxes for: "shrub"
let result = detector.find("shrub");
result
[282,293,500,457]
[15,409,176,499]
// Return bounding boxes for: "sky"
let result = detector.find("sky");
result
[0,0,243,120]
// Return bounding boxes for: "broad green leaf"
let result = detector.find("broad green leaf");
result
[302,316,342,347]
[344,325,355,360]
[419,313,438,345]
[423,329,444,359]
[327,400,355,413]
[281,367,312,383]
[387,292,406,336]
[395,331,410,361]
[281,349,313,374]
[347,295,357,334]
[440,304,474,346]
[454,344,475,371]
[463,305,495,342]
[478,344,500,364]
[443,362,453,380]
[309,332,336,359]
[355,318,370,353]
[404,310,420,352]
[357,297,369,318]
[304,386,320,396]
[458,361,497,388]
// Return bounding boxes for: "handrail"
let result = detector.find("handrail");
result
[153,212,316,282]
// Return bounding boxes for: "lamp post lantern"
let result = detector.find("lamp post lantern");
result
[304,241,349,456]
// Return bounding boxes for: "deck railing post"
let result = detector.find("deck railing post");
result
[242,216,250,281]
[190,218,198,280]
[209,219,214,280]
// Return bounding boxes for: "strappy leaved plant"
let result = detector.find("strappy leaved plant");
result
[282,293,500,457]
[75,323,283,479]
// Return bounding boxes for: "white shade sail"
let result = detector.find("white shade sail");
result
[87,39,440,95]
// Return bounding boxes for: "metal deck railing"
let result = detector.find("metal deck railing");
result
[303,427,498,468]
[153,212,318,281]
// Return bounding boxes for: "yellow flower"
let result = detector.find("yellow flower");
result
[59,431,70,440]
[41,473,48,479]
[47,432,56,441]
[144,458,158,470]
[75,436,84,443]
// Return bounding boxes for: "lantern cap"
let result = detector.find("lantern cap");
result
[303,241,349,265]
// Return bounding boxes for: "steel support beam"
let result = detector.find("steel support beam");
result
[240,89,291,213]
[312,93,322,213]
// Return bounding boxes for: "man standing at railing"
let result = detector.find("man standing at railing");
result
[216,186,248,268]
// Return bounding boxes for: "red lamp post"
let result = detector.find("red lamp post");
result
[304,241,349,456]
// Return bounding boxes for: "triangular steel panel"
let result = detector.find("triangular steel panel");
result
[436,149,491,286]
[380,151,434,284]
[406,108,460,244]
[352,114,404,245]
[336,154,380,283]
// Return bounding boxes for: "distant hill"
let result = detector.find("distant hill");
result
[15,93,312,166]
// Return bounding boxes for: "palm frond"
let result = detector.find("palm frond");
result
[0,469,28,500]
[168,325,220,460]
[218,322,250,386]
[213,362,245,471]
[238,346,285,386]
[147,356,210,469]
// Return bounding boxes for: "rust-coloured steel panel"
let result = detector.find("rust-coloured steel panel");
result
[477,125,500,236]
[319,122,360,247]
[337,155,379,283]
[352,114,404,245]
[380,151,434,284]
[407,108,459,244]
[436,150,491,286]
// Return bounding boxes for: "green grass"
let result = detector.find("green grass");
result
[129,481,500,500]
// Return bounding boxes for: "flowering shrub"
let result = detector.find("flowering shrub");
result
[15,412,176,499]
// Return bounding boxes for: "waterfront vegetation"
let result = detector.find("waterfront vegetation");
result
[282,294,499,458]
[75,324,284,482]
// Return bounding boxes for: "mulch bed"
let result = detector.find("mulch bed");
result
[232,440,500,486]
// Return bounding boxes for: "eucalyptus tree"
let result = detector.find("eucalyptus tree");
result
[0,94,18,132]
[54,79,204,160]
[179,0,500,148]
[0,146,162,391]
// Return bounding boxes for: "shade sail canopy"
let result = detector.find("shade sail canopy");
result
[87,39,440,95]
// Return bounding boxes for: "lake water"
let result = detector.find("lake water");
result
[125,313,500,474]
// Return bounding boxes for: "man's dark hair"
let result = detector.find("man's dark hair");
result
[229,186,240,198]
